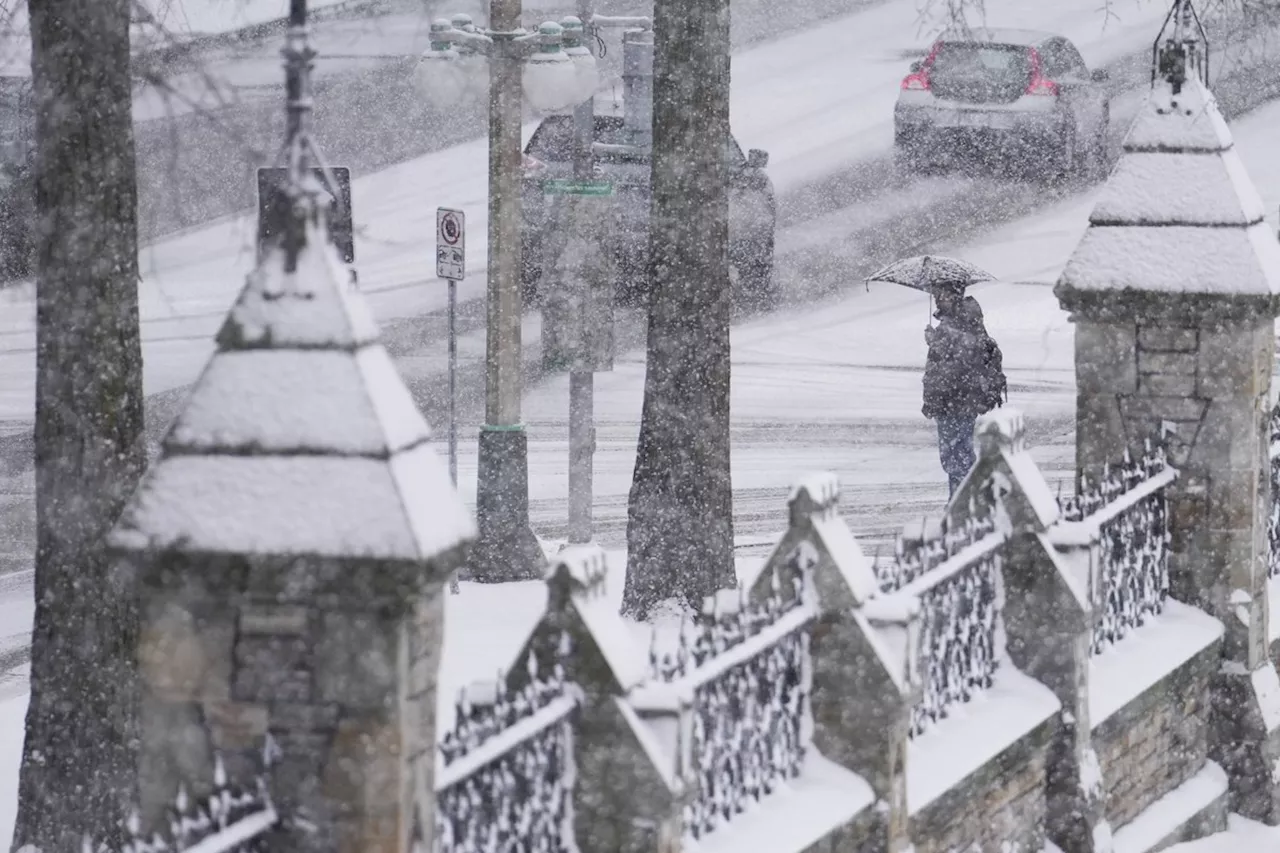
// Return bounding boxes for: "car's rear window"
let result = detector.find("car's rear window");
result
[526,116,748,167]
[930,43,1032,86]
[525,116,629,162]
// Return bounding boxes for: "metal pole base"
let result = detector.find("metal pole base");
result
[468,425,545,582]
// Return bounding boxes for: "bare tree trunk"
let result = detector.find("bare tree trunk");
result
[15,0,146,847]
[622,0,735,619]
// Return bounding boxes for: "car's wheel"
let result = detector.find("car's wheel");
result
[894,128,933,176]
[1088,107,1111,181]
[732,234,778,310]
[1045,122,1078,184]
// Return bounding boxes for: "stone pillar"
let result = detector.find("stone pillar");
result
[1056,75,1280,821]
[760,475,916,852]
[111,210,473,850]
[947,411,1107,851]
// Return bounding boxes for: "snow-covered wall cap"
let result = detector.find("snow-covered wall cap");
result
[975,409,1026,457]
[110,207,475,562]
[788,471,840,520]
[1059,221,1280,297]
[547,543,610,600]
[218,216,379,351]
[1122,76,1231,154]
[164,346,434,456]
[543,545,648,691]
[109,445,476,561]
[1089,149,1265,228]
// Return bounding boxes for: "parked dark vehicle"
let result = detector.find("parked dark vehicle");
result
[894,28,1110,179]
[520,101,778,307]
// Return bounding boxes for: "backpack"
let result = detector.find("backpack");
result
[978,333,1008,411]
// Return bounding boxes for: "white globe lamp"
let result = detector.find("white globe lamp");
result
[415,20,469,108]
[559,16,599,106]
[522,22,580,114]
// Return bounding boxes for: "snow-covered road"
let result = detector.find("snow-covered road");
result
[0,0,1182,427]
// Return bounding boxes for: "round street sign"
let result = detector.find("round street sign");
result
[440,212,462,246]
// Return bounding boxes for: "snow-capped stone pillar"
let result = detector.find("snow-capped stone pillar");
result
[1056,76,1280,822]
[761,475,916,852]
[109,196,474,851]
[950,412,1107,852]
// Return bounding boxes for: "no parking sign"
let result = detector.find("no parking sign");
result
[436,208,465,280]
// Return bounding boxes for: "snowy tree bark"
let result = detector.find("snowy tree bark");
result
[14,0,146,848]
[622,0,736,618]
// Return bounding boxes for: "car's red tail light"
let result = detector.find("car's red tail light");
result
[901,72,929,91]
[1025,49,1059,96]
[901,40,942,91]
[522,154,547,177]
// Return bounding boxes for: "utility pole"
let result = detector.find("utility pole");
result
[472,0,544,581]
[567,0,596,545]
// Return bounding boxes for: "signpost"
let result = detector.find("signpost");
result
[436,207,466,488]
[539,177,617,545]
[256,166,353,265]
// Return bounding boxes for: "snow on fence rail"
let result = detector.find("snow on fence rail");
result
[1061,442,1174,655]
[435,657,580,853]
[97,743,281,853]
[875,510,1000,594]
[876,517,1003,737]
[639,569,815,841]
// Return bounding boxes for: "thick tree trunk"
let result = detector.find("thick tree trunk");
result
[622,0,735,618]
[15,0,146,848]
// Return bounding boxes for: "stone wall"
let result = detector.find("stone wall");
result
[1093,640,1218,831]
[909,717,1054,853]
[131,550,440,853]
[574,701,683,853]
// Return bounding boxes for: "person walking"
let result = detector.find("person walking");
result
[921,287,1007,495]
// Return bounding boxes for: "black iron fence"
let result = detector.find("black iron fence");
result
[1062,443,1174,655]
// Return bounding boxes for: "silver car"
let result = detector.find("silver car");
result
[893,28,1110,178]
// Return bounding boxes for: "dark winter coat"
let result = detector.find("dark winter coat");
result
[922,295,1006,419]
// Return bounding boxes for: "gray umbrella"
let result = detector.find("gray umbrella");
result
[866,255,996,296]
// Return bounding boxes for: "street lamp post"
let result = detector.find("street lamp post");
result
[417,11,592,581]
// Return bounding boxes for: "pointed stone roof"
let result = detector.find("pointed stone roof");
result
[1057,77,1280,303]
[111,209,475,563]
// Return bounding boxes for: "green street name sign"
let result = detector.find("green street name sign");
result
[543,179,614,196]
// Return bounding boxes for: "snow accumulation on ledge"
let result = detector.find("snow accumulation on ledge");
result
[1089,601,1223,728]
[683,754,875,853]
[906,667,1060,815]
[1165,812,1280,852]
[1111,761,1227,853]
